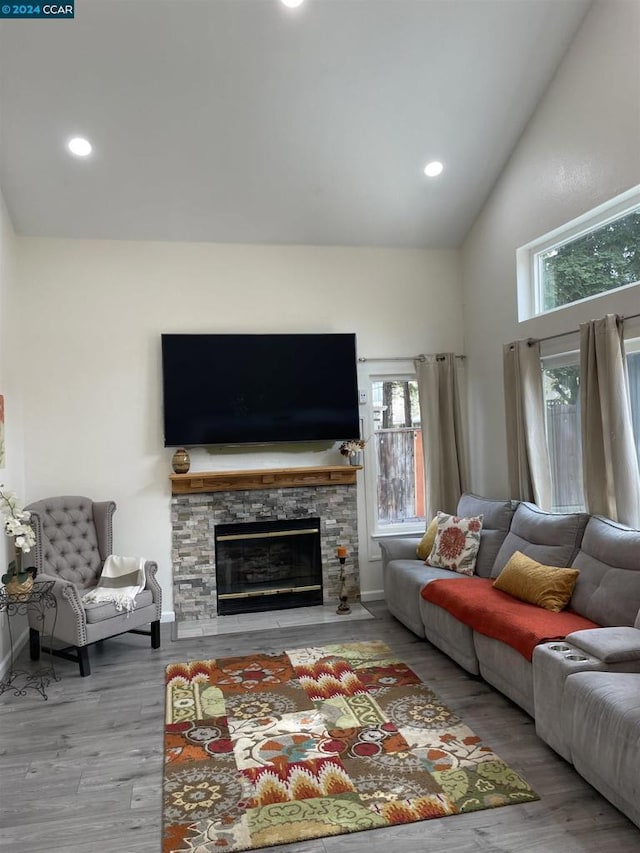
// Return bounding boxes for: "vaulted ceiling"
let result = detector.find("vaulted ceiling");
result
[0,0,590,248]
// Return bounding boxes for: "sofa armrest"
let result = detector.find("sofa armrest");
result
[379,537,422,566]
[144,560,162,618]
[566,627,640,664]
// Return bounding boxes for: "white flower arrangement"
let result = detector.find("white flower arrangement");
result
[339,439,367,458]
[0,486,36,553]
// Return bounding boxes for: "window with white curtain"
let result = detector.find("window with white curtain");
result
[357,359,426,543]
[369,376,424,534]
[627,341,640,467]
[541,339,640,512]
[541,353,584,513]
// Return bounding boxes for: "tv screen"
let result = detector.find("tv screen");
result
[161,333,360,447]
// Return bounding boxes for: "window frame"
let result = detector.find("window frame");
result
[357,360,425,556]
[517,185,640,322]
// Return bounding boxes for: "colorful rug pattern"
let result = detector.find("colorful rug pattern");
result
[163,641,538,851]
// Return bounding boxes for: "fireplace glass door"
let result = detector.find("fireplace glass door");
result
[215,518,323,615]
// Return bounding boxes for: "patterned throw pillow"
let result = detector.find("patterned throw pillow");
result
[428,511,484,575]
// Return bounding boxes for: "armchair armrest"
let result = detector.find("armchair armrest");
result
[566,627,640,664]
[379,537,422,567]
[28,572,89,647]
[144,560,162,618]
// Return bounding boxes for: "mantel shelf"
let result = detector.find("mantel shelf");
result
[169,465,362,495]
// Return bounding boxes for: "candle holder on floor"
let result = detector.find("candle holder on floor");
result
[336,547,351,615]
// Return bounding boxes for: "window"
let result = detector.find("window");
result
[542,340,640,512]
[627,342,640,467]
[517,186,640,321]
[369,376,425,534]
[542,355,584,512]
[538,206,640,313]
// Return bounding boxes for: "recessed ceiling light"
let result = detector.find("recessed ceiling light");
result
[67,137,93,157]
[423,160,444,178]
[281,0,305,7]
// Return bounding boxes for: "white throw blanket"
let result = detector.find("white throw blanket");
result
[82,555,146,613]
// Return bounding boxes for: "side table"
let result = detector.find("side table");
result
[0,579,60,700]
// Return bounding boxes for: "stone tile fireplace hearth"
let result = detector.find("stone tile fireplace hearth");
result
[170,466,360,626]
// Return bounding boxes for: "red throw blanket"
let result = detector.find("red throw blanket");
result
[421,578,600,661]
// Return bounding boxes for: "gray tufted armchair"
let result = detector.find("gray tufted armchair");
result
[23,496,162,677]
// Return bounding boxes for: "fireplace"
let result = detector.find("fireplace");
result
[170,465,360,626]
[214,517,323,615]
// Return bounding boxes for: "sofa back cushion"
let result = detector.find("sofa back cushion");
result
[456,494,516,578]
[570,516,640,626]
[492,502,589,578]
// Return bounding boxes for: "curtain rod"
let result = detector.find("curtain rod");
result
[527,311,640,346]
[358,354,466,363]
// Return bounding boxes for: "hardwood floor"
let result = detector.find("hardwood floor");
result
[1,602,639,853]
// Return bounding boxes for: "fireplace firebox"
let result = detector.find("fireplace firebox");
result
[214,518,323,615]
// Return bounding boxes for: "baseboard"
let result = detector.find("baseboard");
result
[161,610,175,623]
[360,589,384,602]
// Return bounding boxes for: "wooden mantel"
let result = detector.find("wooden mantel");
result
[170,465,361,495]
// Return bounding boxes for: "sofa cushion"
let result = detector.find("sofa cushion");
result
[421,577,600,660]
[493,551,579,612]
[492,502,589,578]
[456,494,516,578]
[416,517,438,560]
[570,516,640,627]
[82,589,153,623]
[561,672,640,828]
[428,511,483,575]
[382,559,470,637]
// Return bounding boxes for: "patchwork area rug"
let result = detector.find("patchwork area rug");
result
[163,641,538,852]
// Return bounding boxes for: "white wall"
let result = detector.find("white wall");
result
[17,239,462,610]
[0,189,27,670]
[461,0,640,497]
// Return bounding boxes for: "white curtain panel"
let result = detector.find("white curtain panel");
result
[503,340,552,509]
[580,314,640,527]
[415,353,469,520]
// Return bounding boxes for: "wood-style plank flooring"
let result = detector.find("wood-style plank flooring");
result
[1,602,639,853]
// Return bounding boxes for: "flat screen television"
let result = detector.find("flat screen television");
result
[161,333,360,447]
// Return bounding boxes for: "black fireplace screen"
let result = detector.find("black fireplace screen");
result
[214,518,323,615]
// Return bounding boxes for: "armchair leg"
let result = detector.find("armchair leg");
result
[30,628,41,661]
[151,620,161,649]
[78,646,91,677]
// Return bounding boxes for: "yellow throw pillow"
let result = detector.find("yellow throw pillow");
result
[416,517,438,561]
[493,551,579,612]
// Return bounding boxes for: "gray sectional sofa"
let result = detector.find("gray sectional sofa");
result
[380,493,640,829]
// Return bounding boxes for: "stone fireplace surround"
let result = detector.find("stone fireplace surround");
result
[170,466,360,625]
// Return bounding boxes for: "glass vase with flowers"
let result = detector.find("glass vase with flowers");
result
[0,485,36,596]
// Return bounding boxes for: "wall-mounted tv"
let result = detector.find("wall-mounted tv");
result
[161,333,360,447]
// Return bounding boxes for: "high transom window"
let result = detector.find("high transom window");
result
[538,207,640,312]
[518,186,640,321]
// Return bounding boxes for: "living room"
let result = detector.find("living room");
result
[1,1,639,851]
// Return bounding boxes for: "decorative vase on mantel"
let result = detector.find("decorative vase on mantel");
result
[349,452,362,467]
[171,447,191,474]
